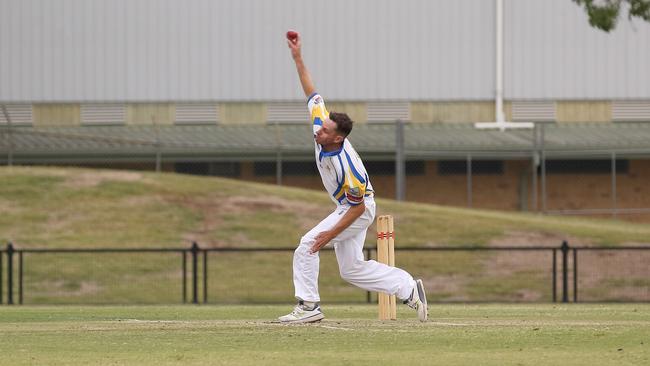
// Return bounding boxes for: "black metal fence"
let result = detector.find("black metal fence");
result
[1,241,649,305]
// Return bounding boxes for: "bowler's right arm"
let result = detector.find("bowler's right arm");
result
[287,32,315,98]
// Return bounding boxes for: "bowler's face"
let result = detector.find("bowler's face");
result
[315,118,343,146]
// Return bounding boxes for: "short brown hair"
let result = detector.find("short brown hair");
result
[329,112,353,137]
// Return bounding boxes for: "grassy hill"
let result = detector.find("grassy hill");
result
[2,166,649,304]
[1,166,649,249]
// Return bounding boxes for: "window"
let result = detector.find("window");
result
[543,159,628,174]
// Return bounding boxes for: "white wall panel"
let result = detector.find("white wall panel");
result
[0,0,495,102]
[1,0,649,102]
[505,0,650,99]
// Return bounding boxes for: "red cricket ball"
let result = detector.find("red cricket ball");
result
[286,30,298,42]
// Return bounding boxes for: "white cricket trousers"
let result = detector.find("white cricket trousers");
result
[293,198,415,303]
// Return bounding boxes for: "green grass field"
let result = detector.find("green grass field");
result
[0,304,648,365]
[1,167,649,364]
[2,166,650,249]
[1,166,650,303]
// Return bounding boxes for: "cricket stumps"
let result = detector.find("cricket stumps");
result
[377,215,396,320]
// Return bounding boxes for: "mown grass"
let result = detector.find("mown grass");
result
[0,304,648,366]
[1,166,649,304]
[22,252,184,304]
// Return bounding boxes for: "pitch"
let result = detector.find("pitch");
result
[0,304,648,365]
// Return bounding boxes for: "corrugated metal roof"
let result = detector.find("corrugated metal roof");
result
[1,123,649,163]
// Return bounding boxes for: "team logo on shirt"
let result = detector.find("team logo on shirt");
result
[346,187,363,204]
[346,192,364,203]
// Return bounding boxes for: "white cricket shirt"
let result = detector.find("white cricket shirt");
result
[308,93,374,206]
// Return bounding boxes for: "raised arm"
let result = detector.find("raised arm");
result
[287,31,315,98]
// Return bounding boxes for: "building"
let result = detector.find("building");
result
[1,0,650,218]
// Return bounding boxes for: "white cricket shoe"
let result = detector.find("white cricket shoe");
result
[404,279,428,322]
[278,302,325,324]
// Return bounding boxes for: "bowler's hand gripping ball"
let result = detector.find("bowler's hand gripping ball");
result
[286,30,299,43]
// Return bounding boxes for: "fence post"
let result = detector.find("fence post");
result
[561,240,569,303]
[191,242,199,304]
[19,251,23,304]
[573,248,578,303]
[276,151,283,186]
[395,119,405,201]
[6,243,14,305]
[540,124,547,213]
[611,152,617,219]
[203,250,208,304]
[182,251,187,303]
[1,105,14,167]
[552,248,557,302]
[532,123,540,211]
[274,122,283,186]
[467,154,473,208]
[0,246,3,304]
[153,116,162,173]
